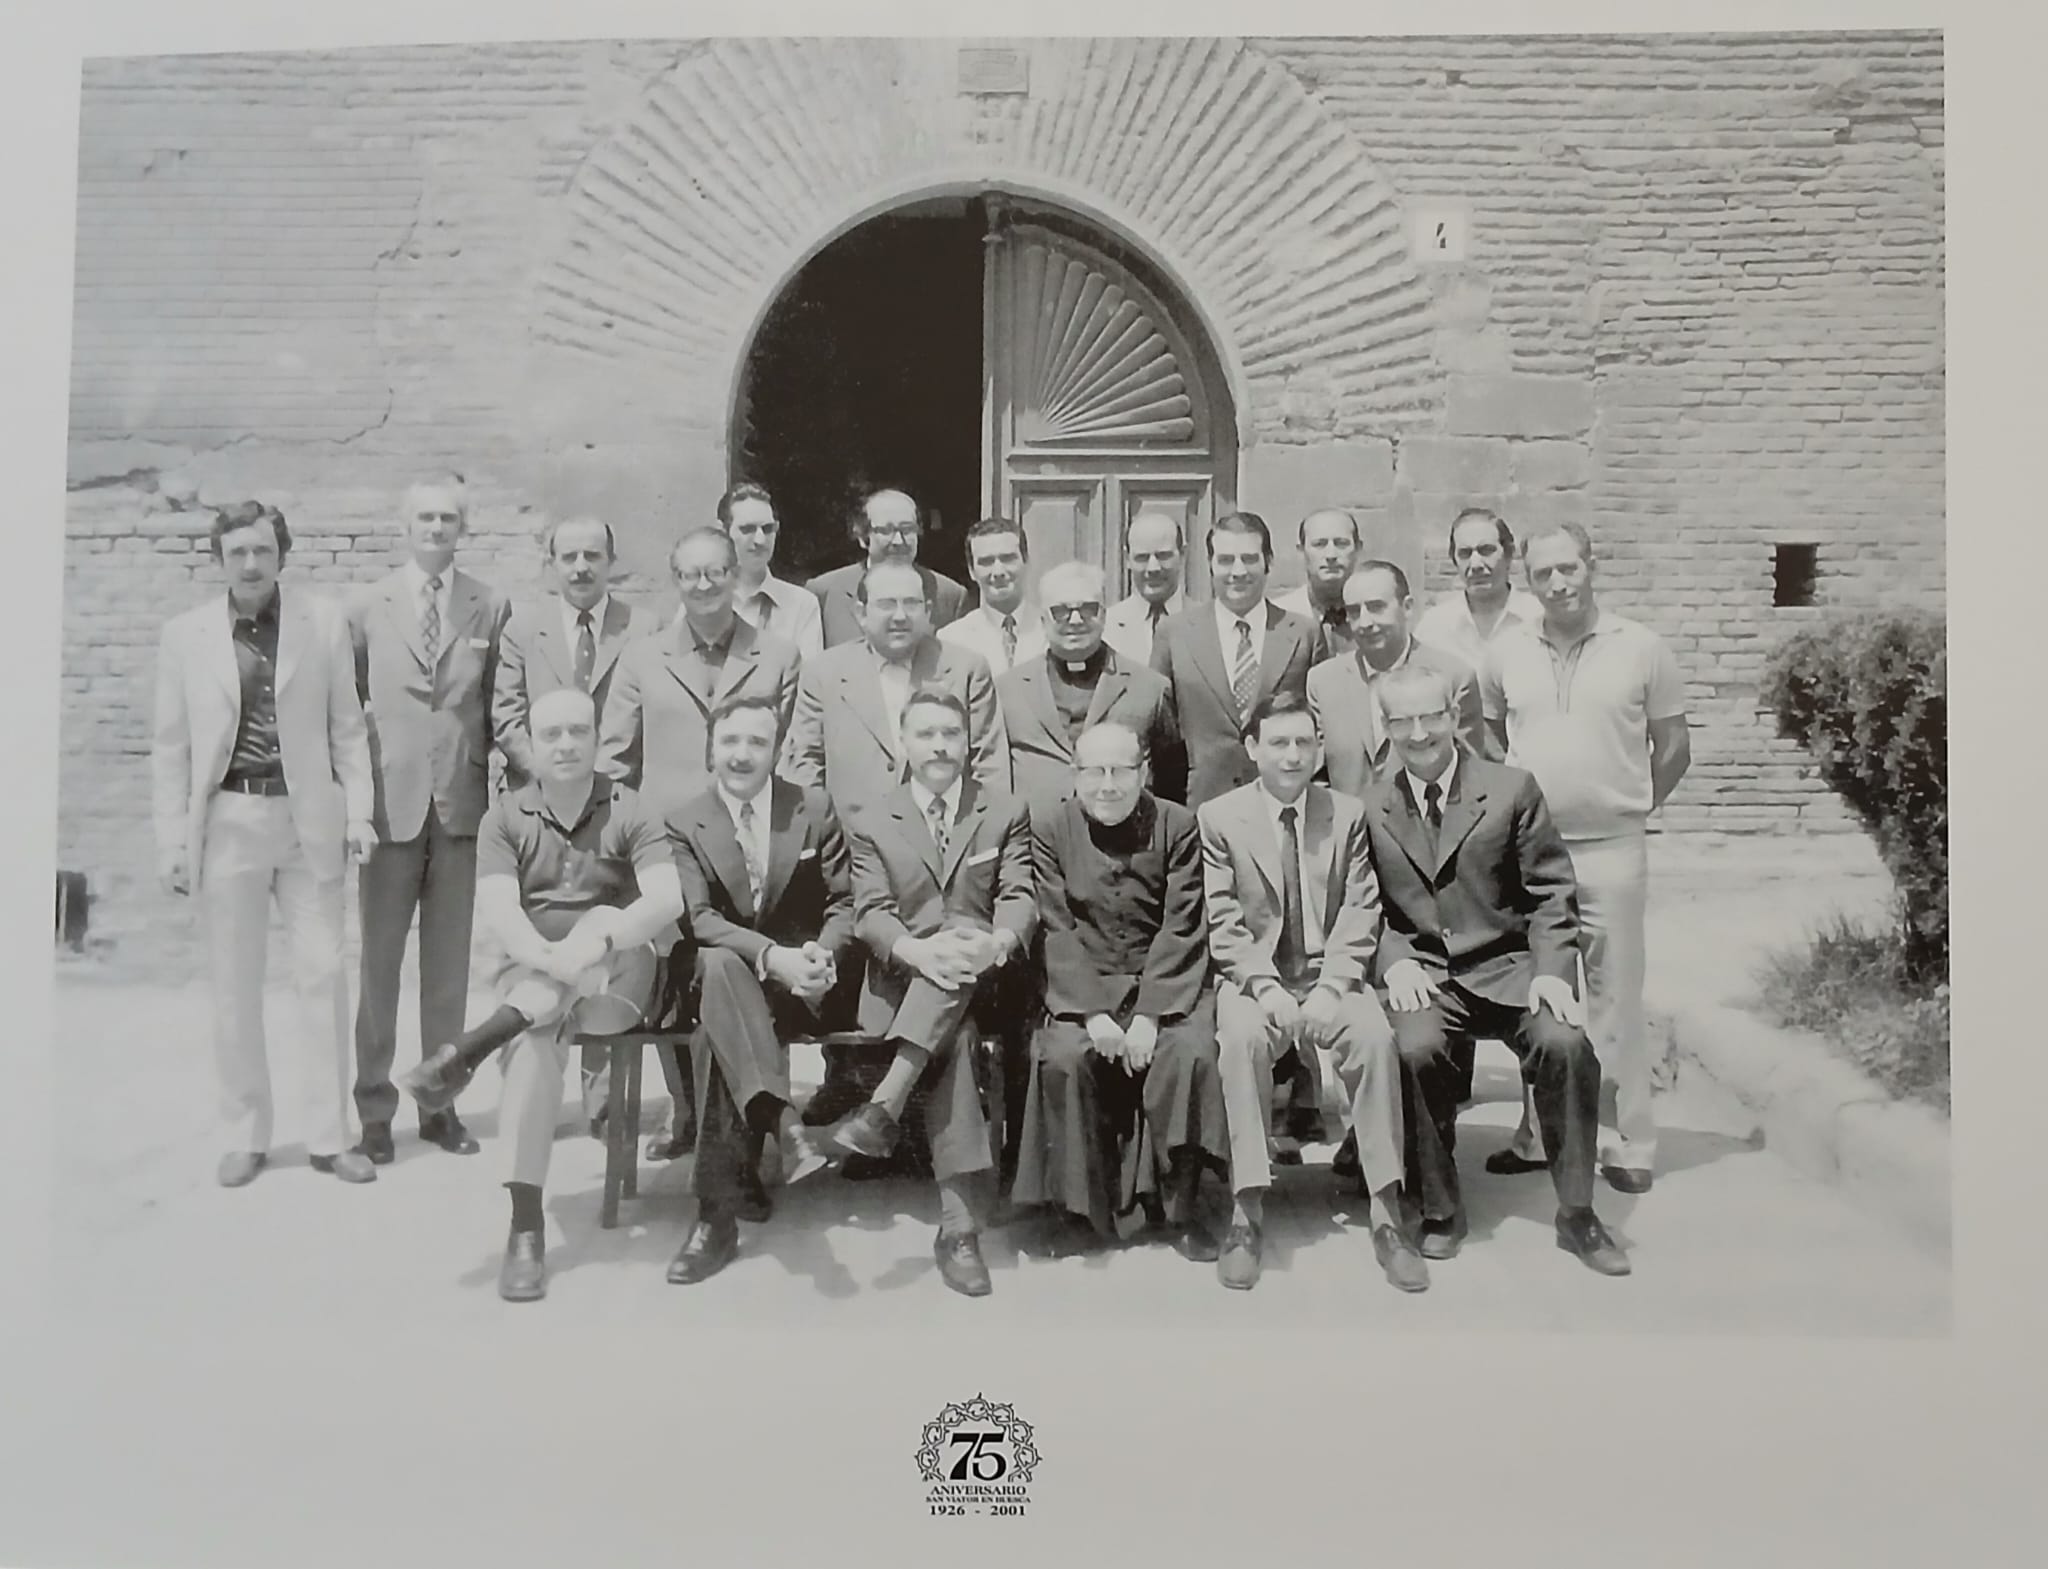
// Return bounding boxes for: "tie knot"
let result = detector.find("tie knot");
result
[577,608,593,628]
[426,575,442,593]
[1148,602,1165,624]
[738,799,754,824]
[1424,781,1442,814]
[1280,805,1297,831]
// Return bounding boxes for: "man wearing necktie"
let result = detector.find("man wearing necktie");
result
[1103,511,1187,668]
[939,516,1046,678]
[1274,507,1363,659]
[722,481,824,661]
[1196,689,1423,1293]
[346,475,509,1165]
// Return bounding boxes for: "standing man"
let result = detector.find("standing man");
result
[939,516,1046,677]
[997,561,1178,813]
[722,481,824,662]
[1149,511,1318,808]
[664,695,855,1285]
[1482,521,1691,1195]
[1102,510,1187,668]
[401,689,684,1301]
[1364,664,1628,1274]
[349,474,509,1164]
[153,501,378,1187]
[839,687,1037,1297]
[1413,506,1543,669]
[808,487,969,648]
[1013,721,1227,1262]
[1198,691,1424,1293]
[1274,507,1362,657]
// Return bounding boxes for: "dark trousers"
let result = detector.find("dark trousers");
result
[1389,980,1598,1219]
[354,816,477,1129]
[883,974,998,1182]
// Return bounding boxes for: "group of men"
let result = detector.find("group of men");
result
[152,472,1690,1303]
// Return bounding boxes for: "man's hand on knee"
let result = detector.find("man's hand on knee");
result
[1383,959,1439,1014]
[1529,974,1586,1030]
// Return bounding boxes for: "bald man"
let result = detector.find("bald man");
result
[1103,511,1188,669]
[1274,508,1362,659]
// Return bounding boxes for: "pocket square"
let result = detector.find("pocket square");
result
[797,848,817,862]
[467,636,490,650]
[966,849,998,866]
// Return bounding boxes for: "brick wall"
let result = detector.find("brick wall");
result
[62,33,1944,957]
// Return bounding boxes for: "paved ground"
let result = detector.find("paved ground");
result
[43,834,1946,1337]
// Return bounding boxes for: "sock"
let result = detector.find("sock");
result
[453,1006,533,1072]
[507,1181,544,1234]
[937,1171,992,1237]
[1231,1189,1265,1229]
[871,1042,931,1118]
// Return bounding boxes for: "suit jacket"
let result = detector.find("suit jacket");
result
[492,594,640,789]
[1307,641,1489,801]
[597,615,801,827]
[1032,794,1207,1024]
[1149,600,1318,806]
[348,567,509,840]
[153,588,373,891]
[1362,754,1581,1008]
[670,778,855,970]
[844,781,1037,1037]
[778,635,1008,819]
[997,649,1180,811]
[807,561,970,648]
[1197,782,1381,995]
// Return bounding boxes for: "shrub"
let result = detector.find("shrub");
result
[1761,611,1946,981]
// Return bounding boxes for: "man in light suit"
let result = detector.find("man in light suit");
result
[153,501,379,1188]
[1149,510,1319,809]
[1361,663,1628,1275]
[1273,507,1361,657]
[807,487,970,648]
[997,561,1179,813]
[1198,690,1426,1294]
[348,474,509,1164]
[939,516,1045,677]
[722,481,824,661]
[839,687,1037,1297]
[664,694,855,1285]
[1102,510,1187,668]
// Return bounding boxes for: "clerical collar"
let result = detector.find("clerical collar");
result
[1053,645,1108,678]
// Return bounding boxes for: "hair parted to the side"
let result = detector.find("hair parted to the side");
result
[901,683,971,730]
[702,691,786,767]
[965,515,1027,559]
[1208,509,1274,564]
[208,500,292,562]
[1447,505,1515,560]
[540,515,616,559]
[717,481,775,523]
[403,472,469,523]
[1244,686,1319,741]
[1349,557,1412,600]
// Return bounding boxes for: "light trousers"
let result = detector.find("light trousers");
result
[199,793,351,1158]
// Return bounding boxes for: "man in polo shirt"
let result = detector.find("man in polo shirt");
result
[1274,508,1362,657]
[939,516,1046,677]
[1102,510,1187,668]
[400,687,685,1302]
[1480,521,1691,1194]
[722,481,824,661]
[1413,506,1543,670]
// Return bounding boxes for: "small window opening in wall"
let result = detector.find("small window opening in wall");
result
[1773,543,1818,607]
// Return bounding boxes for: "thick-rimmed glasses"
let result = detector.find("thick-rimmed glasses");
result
[1046,602,1105,624]
[676,565,733,587]
[866,523,920,541]
[1076,763,1142,784]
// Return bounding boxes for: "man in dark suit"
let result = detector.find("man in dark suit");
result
[807,487,970,648]
[1363,663,1628,1274]
[839,686,1037,1297]
[1149,510,1319,809]
[1013,721,1227,1262]
[665,695,856,1285]
[997,560,1180,813]
[348,474,510,1163]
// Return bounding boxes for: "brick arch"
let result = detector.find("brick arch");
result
[532,37,1442,448]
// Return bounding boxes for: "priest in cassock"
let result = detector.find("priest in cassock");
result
[1011,720,1229,1262]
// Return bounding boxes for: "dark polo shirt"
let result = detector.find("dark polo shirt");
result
[224,590,283,783]
[477,780,670,941]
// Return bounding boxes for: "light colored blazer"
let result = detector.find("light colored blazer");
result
[347,567,509,841]
[492,594,641,789]
[597,615,801,827]
[807,561,970,648]
[152,588,372,890]
[1102,590,1184,668]
[1149,600,1318,806]
[939,602,1048,677]
[1307,641,1488,800]
[779,635,1008,819]
[1196,782,1382,995]
[996,649,1178,812]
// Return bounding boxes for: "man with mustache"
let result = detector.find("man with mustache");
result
[1413,507,1543,671]
[939,516,1046,678]
[1102,510,1187,669]
[807,487,969,648]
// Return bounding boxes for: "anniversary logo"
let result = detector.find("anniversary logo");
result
[916,1394,1041,1516]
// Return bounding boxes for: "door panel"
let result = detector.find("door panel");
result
[1011,477,1105,594]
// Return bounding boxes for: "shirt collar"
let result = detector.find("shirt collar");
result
[518,778,605,834]
[404,559,451,596]
[1257,782,1311,823]
[910,778,962,823]
[681,613,739,656]
[1403,748,1459,814]
[981,599,1031,627]
[1215,598,1263,637]
[717,781,768,826]
[563,592,608,633]
[227,588,281,628]
[1538,605,1606,650]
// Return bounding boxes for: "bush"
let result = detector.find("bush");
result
[1761,611,1947,981]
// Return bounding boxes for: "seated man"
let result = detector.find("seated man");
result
[398,688,685,1303]
[1199,690,1426,1294]
[839,686,1037,1297]
[1363,664,1629,1274]
[1012,721,1228,1262]
[665,695,858,1285]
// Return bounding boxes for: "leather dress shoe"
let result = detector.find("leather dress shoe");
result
[217,1151,267,1188]
[935,1230,992,1297]
[1217,1218,1263,1290]
[1331,1130,1362,1183]
[1602,1165,1653,1195]
[355,1123,395,1166]
[420,1112,479,1155]
[830,1102,901,1160]
[311,1151,377,1184]
[499,1229,546,1302]
[1372,1222,1431,1293]
[1485,1147,1550,1175]
[1556,1209,1632,1275]
[1173,1219,1222,1264]
[398,1044,473,1115]
[1269,1133,1303,1167]
[1418,1212,1467,1261]
[734,1169,773,1225]
[667,1216,741,1284]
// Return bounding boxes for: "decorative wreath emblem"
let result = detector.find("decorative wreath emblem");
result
[915,1393,1041,1484]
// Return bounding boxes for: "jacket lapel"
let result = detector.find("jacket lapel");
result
[759,779,804,917]
[1232,789,1285,902]
[663,620,717,711]
[205,604,241,701]
[1083,659,1130,729]
[387,572,430,670]
[1254,604,1298,706]
[840,657,896,757]
[1432,766,1487,877]
[442,572,487,670]
[590,598,634,686]
[1378,785,1436,882]
[888,788,942,881]
[691,795,757,923]
[711,619,763,709]
[274,591,310,692]
[1185,608,1238,721]
[531,603,573,688]
[1012,660,1069,759]
[1306,789,1345,935]
[939,781,985,889]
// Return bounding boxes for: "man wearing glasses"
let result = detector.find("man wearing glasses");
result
[808,487,969,648]
[722,482,824,661]
[997,561,1179,813]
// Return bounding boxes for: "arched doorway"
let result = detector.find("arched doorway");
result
[730,192,1237,598]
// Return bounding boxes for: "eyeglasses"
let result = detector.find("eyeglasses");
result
[865,598,926,616]
[867,524,919,541]
[1382,709,1452,734]
[1046,602,1105,623]
[1075,764,1142,783]
[676,566,733,586]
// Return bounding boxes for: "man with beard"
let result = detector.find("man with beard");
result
[1102,510,1187,668]
[940,516,1046,677]
[808,487,969,648]
[1274,508,1362,658]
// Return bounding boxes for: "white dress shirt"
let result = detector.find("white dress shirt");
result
[1413,587,1542,670]
[1400,745,1459,831]
[733,572,824,660]
[909,778,963,843]
[559,592,610,657]
[1256,783,1325,955]
[872,647,915,747]
[1104,589,1184,666]
[718,781,774,888]
[939,599,1045,676]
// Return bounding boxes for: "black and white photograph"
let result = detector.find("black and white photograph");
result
[0,3,2031,1564]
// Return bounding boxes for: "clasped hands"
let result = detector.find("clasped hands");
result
[1250,978,1348,1051]
[764,940,839,1004]
[896,925,1010,992]
[1084,1012,1159,1070]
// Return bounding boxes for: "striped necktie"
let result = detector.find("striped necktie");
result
[1230,618,1259,722]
